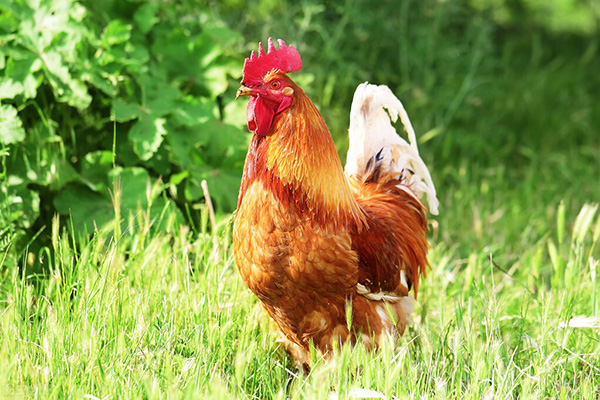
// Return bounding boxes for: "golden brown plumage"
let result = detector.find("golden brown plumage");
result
[233,39,438,369]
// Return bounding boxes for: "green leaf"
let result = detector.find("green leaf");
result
[81,64,118,97]
[134,3,159,34]
[0,78,24,99]
[54,167,162,235]
[169,170,189,186]
[223,96,248,127]
[201,119,248,168]
[53,184,113,233]
[108,167,151,208]
[43,51,92,108]
[47,159,78,191]
[0,104,25,144]
[4,54,40,99]
[143,144,171,175]
[171,96,217,127]
[202,25,243,45]
[3,177,40,230]
[109,167,184,228]
[129,115,167,161]
[112,99,141,122]
[143,77,180,116]
[0,4,19,35]
[80,150,114,192]
[186,164,241,212]
[102,20,131,46]
[166,124,207,168]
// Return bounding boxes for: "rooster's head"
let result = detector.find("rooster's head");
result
[236,38,302,136]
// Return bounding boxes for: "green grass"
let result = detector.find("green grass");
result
[1,161,599,398]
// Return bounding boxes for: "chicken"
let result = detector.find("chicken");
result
[233,38,439,369]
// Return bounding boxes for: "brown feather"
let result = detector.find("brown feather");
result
[350,174,428,297]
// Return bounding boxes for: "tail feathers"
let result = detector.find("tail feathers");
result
[345,82,439,215]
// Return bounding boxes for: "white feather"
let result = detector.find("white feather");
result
[356,283,404,302]
[400,270,408,289]
[345,82,439,215]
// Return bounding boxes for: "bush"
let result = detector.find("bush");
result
[0,0,249,269]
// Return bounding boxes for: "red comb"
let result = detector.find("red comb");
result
[242,38,302,85]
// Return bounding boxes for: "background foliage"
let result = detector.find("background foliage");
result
[0,0,248,269]
[1,0,599,270]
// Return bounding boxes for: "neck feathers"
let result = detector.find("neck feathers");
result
[239,85,363,229]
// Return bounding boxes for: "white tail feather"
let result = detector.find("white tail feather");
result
[345,82,439,215]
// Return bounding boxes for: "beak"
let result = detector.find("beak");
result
[236,85,254,99]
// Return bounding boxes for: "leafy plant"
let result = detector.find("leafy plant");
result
[0,0,249,267]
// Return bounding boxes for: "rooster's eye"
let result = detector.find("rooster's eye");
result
[270,81,281,89]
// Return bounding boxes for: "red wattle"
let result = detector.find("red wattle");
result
[246,96,258,133]
[246,95,275,136]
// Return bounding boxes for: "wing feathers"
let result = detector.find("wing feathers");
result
[345,82,439,215]
[347,83,435,298]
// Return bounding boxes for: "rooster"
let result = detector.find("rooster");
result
[233,38,438,369]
